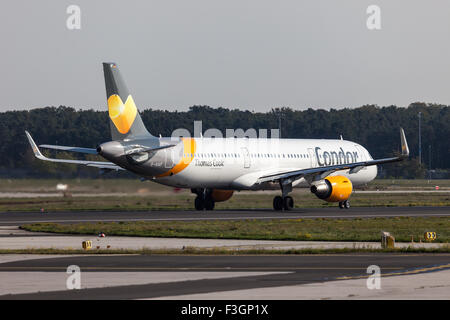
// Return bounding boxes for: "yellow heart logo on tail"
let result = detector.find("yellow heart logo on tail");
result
[107,94,137,134]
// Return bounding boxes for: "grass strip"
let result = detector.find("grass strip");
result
[1,246,450,255]
[21,216,450,243]
[1,191,448,212]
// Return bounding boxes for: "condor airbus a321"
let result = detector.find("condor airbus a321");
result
[26,63,409,211]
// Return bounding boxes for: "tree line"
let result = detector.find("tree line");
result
[0,102,448,179]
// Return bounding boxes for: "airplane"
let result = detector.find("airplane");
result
[25,62,410,211]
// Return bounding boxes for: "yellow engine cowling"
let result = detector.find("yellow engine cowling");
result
[310,175,353,202]
[211,189,234,202]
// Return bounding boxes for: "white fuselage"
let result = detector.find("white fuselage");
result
[154,138,378,190]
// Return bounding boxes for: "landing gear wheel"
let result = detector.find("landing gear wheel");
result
[343,200,350,209]
[194,196,205,210]
[283,196,294,210]
[273,196,283,211]
[204,198,215,210]
[338,201,344,209]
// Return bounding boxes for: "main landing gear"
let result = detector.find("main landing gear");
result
[273,180,294,211]
[338,200,350,209]
[273,195,294,210]
[192,188,215,211]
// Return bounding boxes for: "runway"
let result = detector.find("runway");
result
[0,206,449,226]
[0,254,449,299]
[0,206,448,299]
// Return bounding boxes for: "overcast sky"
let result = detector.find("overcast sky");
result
[1,0,449,112]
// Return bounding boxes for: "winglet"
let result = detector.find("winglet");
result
[400,127,409,158]
[25,131,46,160]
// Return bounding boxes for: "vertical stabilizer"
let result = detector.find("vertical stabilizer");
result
[103,62,152,140]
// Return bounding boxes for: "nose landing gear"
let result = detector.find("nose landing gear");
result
[338,200,350,209]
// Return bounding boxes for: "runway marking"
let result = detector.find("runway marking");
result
[2,212,450,225]
[354,190,450,193]
[336,263,450,280]
[0,254,444,260]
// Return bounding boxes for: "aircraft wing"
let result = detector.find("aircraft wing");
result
[257,128,409,184]
[25,131,124,171]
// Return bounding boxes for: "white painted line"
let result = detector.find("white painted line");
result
[150,269,450,300]
[354,190,450,194]
[3,212,450,225]
[0,271,290,296]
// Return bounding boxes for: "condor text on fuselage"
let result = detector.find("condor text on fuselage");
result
[315,147,360,166]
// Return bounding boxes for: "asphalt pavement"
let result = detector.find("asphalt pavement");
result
[0,206,448,226]
[1,253,449,299]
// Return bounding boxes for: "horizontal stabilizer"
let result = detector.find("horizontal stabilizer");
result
[25,131,123,171]
[39,144,98,154]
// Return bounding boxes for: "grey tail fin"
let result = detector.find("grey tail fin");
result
[102,62,152,140]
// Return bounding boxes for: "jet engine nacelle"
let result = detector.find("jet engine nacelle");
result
[210,189,234,202]
[310,175,353,202]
